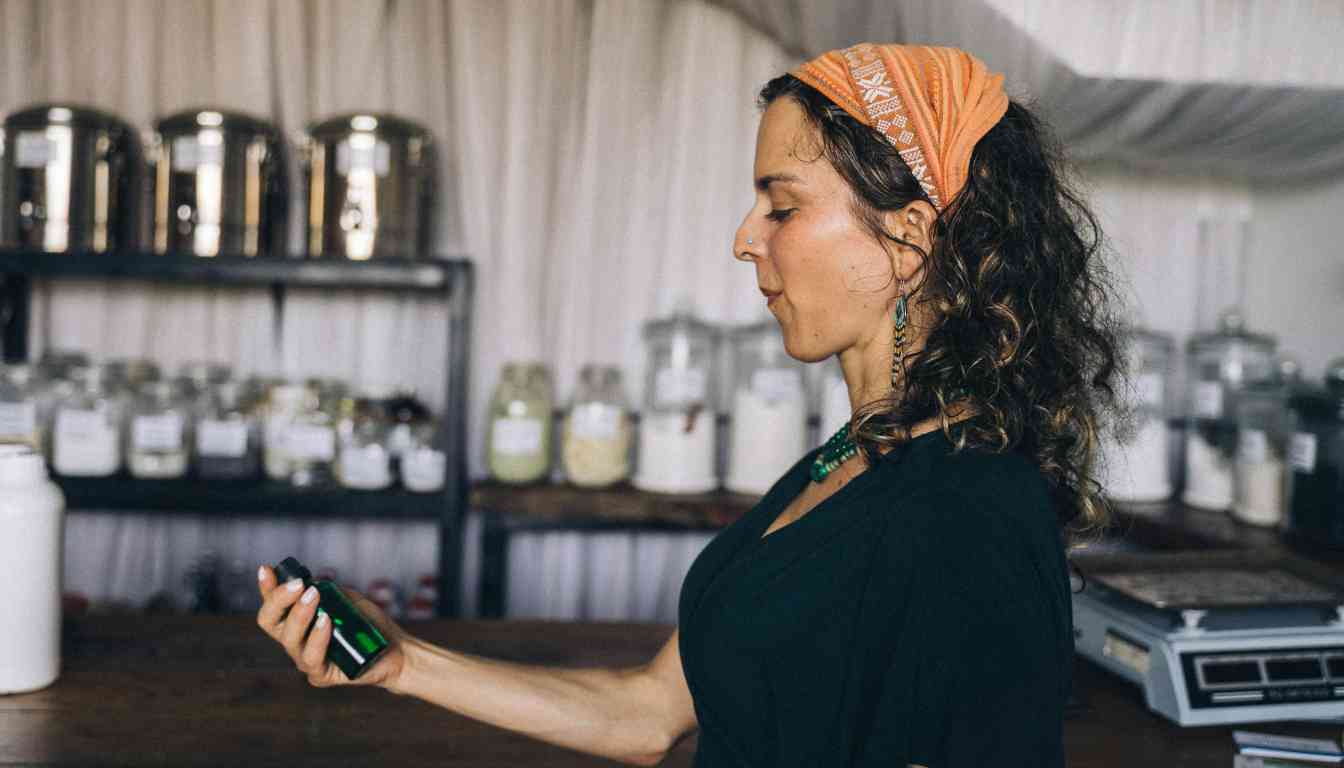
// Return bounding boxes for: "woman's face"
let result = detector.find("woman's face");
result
[733,98,908,363]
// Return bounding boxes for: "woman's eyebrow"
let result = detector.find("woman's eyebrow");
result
[754,172,804,192]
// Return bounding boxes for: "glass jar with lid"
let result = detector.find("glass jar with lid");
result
[1232,371,1292,528]
[633,313,719,494]
[1284,358,1344,550]
[337,398,393,490]
[1098,329,1175,503]
[486,362,553,484]
[285,381,339,487]
[262,382,311,481]
[127,380,191,478]
[195,379,261,480]
[380,389,432,465]
[1182,309,1276,511]
[561,364,632,488]
[402,423,447,493]
[0,363,44,451]
[52,364,125,477]
[724,322,808,495]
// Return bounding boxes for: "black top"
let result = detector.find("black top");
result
[678,428,1073,767]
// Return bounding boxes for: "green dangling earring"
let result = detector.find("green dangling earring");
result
[810,293,909,484]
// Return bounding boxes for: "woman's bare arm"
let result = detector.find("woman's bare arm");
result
[389,628,698,766]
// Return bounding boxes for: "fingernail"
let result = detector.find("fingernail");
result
[257,566,267,582]
[286,579,304,592]
[300,586,317,605]
[315,610,329,628]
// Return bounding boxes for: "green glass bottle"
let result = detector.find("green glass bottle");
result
[274,556,390,680]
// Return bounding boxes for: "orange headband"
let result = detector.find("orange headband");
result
[791,43,1008,211]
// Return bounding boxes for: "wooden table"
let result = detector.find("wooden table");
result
[2,616,1341,766]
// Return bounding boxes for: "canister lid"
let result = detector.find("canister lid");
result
[155,108,277,137]
[4,103,134,132]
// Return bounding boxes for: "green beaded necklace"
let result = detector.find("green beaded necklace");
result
[810,421,858,483]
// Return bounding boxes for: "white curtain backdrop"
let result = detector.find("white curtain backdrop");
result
[3,0,1341,619]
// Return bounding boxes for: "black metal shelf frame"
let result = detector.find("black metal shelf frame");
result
[0,248,474,618]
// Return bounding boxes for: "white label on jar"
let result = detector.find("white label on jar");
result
[284,424,336,461]
[15,131,54,167]
[1193,381,1223,419]
[1237,428,1268,464]
[336,137,391,177]
[0,402,37,439]
[171,135,224,171]
[197,420,249,458]
[570,404,622,440]
[402,448,447,492]
[654,368,707,406]
[750,368,802,401]
[1136,372,1165,410]
[133,413,183,452]
[339,446,390,489]
[56,409,109,439]
[492,417,544,456]
[1289,432,1318,473]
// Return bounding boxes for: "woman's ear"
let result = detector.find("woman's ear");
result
[881,200,936,281]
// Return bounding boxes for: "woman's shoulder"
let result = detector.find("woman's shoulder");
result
[872,441,1062,560]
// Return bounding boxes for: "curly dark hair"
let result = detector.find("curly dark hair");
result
[758,74,1128,533]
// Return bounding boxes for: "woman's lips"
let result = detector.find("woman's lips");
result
[760,287,781,305]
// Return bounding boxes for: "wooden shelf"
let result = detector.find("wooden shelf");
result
[0,248,469,292]
[56,474,448,520]
[470,481,755,532]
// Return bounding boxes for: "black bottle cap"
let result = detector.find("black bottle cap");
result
[274,556,312,584]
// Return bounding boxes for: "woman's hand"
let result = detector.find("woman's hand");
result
[256,565,411,691]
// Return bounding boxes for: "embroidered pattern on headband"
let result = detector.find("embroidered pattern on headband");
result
[841,44,942,210]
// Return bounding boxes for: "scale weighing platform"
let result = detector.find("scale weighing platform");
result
[1072,550,1344,726]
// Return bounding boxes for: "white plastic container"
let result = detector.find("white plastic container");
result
[0,446,65,694]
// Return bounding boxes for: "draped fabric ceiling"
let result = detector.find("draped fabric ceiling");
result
[711,0,1344,181]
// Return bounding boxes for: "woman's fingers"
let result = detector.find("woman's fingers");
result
[279,585,321,658]
[257,577,306,636]
[300,609,335,684]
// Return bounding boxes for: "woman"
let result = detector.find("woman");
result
[257,43,1122,767]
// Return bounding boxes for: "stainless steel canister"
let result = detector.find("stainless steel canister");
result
[1,104,142,252]
[300,113,435,260]
[148,109,287,258]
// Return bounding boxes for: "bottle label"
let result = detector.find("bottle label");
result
[15,131,55,168]
[654,367,707,406]
[570,404,622,440]
[1193,381,1223,419]
[284,424,335,461]
[56,409,110,439]
[492,417,544,456]
[0,402,37,440]
[1289,432,1318,473]
[1237,429,1268,464]
[171,135,224,171]
[197,420,249,458]
[750,368,802,401]
[336,137,391,177]
[133,413,184,452]
[1136,372,1165,410]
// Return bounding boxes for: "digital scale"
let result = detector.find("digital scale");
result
[1072,550,1344,726]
